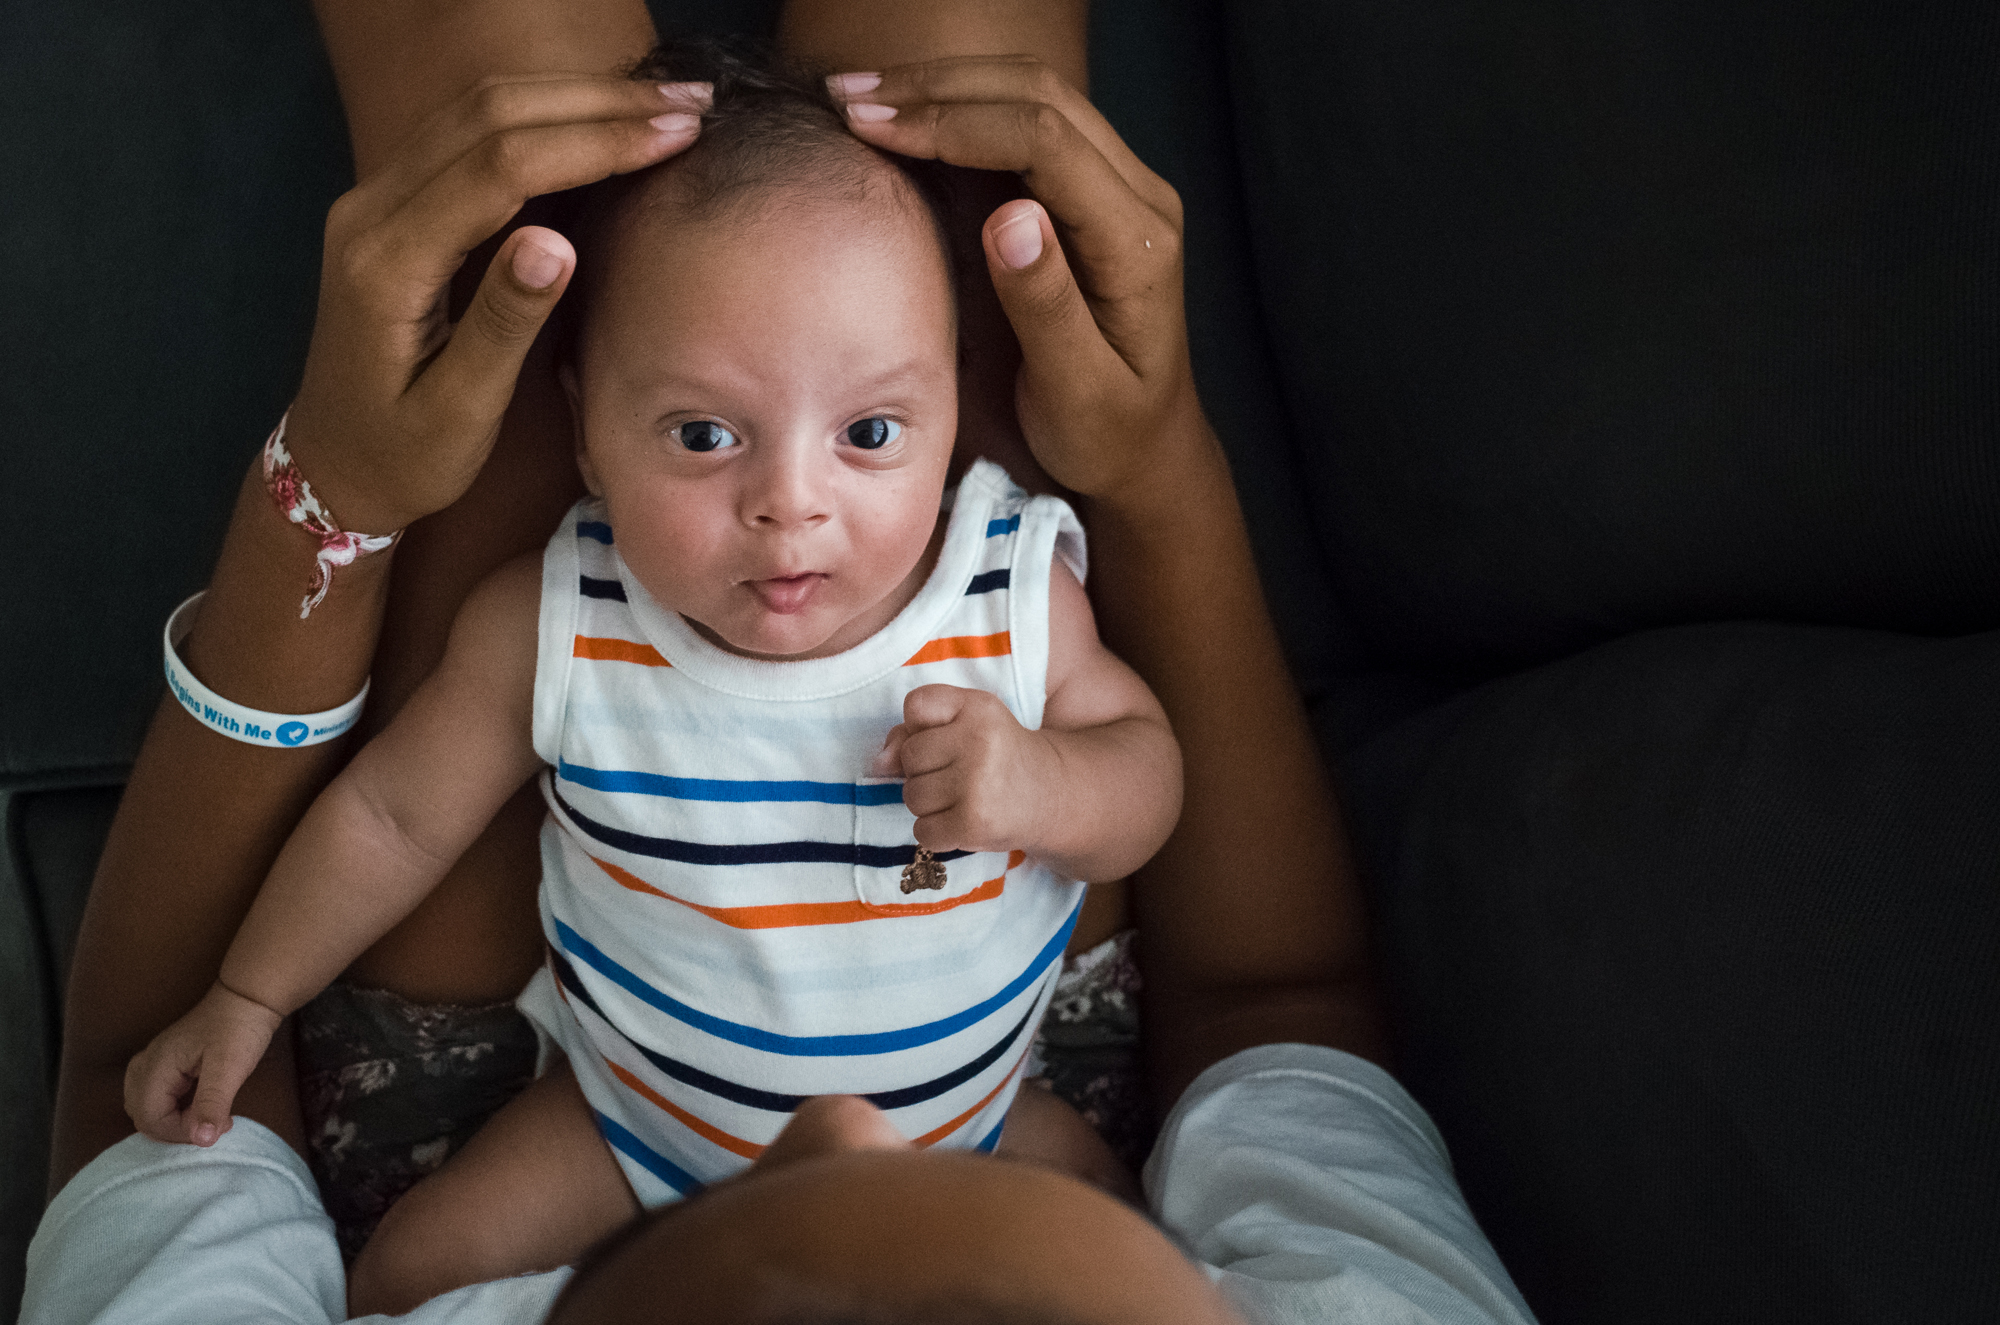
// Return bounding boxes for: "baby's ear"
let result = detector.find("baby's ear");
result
[558,361,604,497]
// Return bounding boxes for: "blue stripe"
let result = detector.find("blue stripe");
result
[595,1110,702,1195]
[984,514,1019,538]
[561,759,903,806]
[579,575,627,601]
[976,1116,1005,1152]
[965,569,1011,596]
[577,520,614,545]
[553,950,1041,1113]
[554,897,1081,1057]
[551,782,963,868]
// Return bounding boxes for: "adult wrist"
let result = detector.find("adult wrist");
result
[1081,397,1229,529]
[164,592,371,747]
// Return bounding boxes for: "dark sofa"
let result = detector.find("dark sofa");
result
[6,0,1996,1320]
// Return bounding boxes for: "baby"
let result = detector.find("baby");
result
[126,42,1181,1312]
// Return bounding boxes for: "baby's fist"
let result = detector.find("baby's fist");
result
[123,982,283,1147]
[890,685,1052,855]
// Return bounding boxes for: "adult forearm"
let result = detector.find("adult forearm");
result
[780,0,1088,91]
[1080,406,1387,1091]
[51,457,394,1190]
[314,0,659,179]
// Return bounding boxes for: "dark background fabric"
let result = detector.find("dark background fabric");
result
[1230,0,2000,680]
[1345,622,2000,1322]
[5,0,1999,1321]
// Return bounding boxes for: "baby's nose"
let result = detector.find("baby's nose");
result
[745,449,832,528]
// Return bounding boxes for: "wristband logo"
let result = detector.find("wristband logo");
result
[165,591,369,751]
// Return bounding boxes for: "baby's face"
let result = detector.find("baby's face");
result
[570,181,957,660]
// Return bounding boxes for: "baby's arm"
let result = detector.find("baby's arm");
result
[896,563,1182,882]
[125,555,545,1145]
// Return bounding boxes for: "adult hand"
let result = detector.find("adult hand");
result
[834,58,1195,500]
[283,74,711,533]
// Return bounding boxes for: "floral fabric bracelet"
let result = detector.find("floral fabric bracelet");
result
[164,593,369,748]
[262,412,401,619]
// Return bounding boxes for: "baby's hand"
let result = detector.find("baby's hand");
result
[123,983,284,1147]
[882,685,1055,856]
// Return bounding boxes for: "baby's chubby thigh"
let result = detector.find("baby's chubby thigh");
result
[346,1056,639,1317]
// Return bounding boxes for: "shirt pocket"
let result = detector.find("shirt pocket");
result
[851,779,1011,930]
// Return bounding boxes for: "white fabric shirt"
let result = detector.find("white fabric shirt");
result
[23,1044,1534,1324]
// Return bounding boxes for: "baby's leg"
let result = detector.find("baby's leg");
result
[997,1084,1143,1205]
[346,1058,638,1317]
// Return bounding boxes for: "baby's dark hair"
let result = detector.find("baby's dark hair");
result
[557,35,961,360]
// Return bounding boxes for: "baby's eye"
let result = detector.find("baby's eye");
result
[674,420,738,453]
[845,417,902,450]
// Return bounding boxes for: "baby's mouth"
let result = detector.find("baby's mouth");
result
[748,573,827,615]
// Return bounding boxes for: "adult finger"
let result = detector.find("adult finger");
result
[980,199,1140,430]
[356,75,714,225]
[361,113,701,304]
[409,225,576,443]
[838,57,1176,222]
[844,98,1167,287]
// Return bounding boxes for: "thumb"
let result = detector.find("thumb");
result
[187,1048,257,1147]
[981,200,1123,410]
[870,724,909,777]
[421,224,576,423]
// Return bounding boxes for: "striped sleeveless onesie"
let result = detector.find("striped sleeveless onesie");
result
[516,459,1090,1205]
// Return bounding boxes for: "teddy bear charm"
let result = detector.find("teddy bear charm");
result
[900,845,947,893]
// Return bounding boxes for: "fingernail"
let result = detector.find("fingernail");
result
[194,1123,217,1146]
[658,80,713,108]
[650,111,701,135]
[827,72,883,99]
[512,240,563,290]
[994,210,1043,270]
[845,102,898,124]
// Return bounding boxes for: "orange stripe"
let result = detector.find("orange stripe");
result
[574,636,670,666]
[607,1060,766,1160]
[588,850,1023,929]
[912,1049,1032,1148]
[904,631,1011,666]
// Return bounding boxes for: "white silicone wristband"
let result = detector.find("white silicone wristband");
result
[163,592,368,748]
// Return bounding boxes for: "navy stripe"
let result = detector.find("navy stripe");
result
[554,897,1081,1056]
[857,1001,1038,1109]
[551,782,963,868]
[561,759,903,806]
[577,520,614,545]
[553,949,1040,1113]
[579,575,627,601]
[985,514,1019,538]
[595,1110,702,1195]
[964,569,1011,596]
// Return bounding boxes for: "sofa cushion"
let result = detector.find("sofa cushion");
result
[1228,0,2000,677]
[0,0,350,782]
[0,781,123,1323]
[1342,621,2000,1323]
